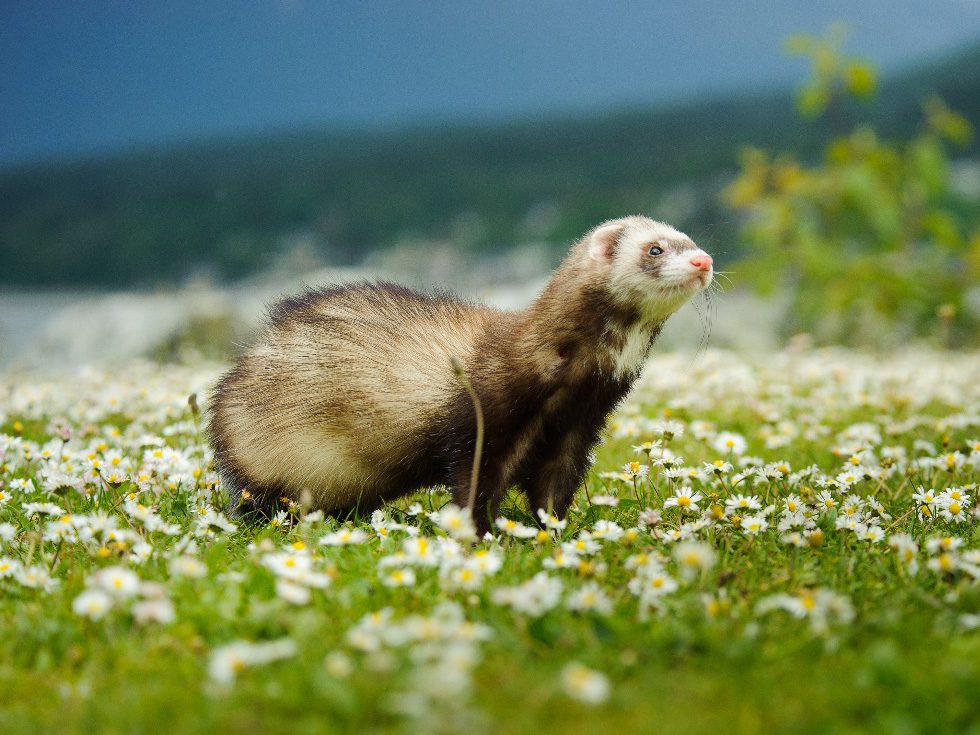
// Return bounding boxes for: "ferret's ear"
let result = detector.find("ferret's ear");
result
[588,223,625,262]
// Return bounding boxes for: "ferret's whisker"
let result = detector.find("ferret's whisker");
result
[712,272,735,289]
[709,276,733,293]
[691,289,713,364]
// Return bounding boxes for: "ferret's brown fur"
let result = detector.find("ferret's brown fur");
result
[208,216,712,534]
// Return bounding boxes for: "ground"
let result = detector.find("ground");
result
[0,348,978,734]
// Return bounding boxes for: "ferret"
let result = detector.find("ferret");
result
[208,216,713,535]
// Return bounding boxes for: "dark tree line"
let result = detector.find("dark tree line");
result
[1,43,977,287]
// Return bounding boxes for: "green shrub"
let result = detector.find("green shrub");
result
[725,27,980,347]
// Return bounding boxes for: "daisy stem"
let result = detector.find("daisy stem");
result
[450,358,484,519]
[49,537,64,572]
[884,505,916,533]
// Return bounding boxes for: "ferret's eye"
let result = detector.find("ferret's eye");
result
[648,245,664,256]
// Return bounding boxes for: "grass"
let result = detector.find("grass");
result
[0,348,978,734]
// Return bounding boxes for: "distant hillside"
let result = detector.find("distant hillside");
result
[2,43,978,287]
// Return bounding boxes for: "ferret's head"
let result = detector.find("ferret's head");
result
[585,216,713,320]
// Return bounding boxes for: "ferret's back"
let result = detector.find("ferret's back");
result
[266,282,491,385]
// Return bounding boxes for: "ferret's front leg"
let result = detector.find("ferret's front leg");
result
[521,429,595,521]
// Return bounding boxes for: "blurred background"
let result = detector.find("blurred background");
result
[2,0,979,367]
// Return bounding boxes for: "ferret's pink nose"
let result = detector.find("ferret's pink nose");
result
[690,254,713,272]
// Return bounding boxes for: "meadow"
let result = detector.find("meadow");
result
[1,346,978,734]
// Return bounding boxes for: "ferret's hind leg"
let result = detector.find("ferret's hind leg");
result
[223,479,286,523]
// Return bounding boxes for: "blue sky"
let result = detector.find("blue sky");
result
[3,0,980,166]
